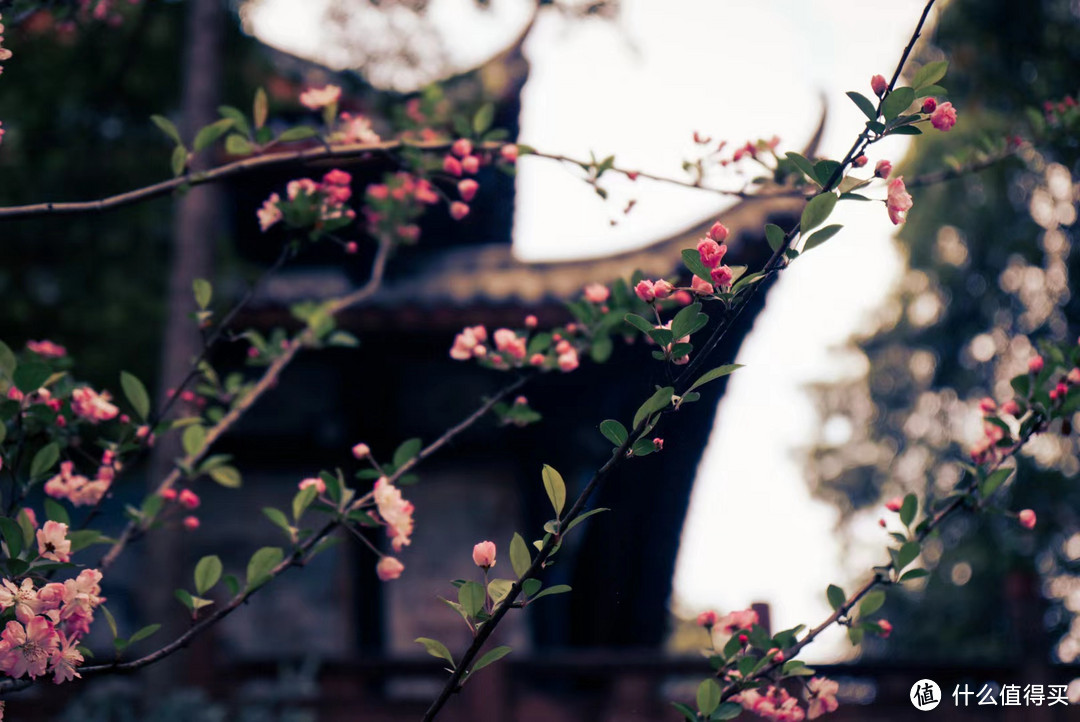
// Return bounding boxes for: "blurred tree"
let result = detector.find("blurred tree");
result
[807,0,1080,664]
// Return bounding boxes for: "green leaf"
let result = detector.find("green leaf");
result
[471,645,511,674]
[472,103,495,135]
[194,555,223,595]
[899,568,929,583]
[697,678,722,717]
[487,578,514,606]
[225,134,254,155]
[599,419,628,447]
[785,152,819,185]
[208,465,242,488]
[222,574,240,596]
[848,625,864,646]
[458,580,486,617]
[633,386,675,429]
[765,224,785,253]
[521,578,542,597]
[803,224,843,252]
[182,425,206,457]
[530,584,571,601]
[67,529,105,553]
[687,366,743,394]
[800,192,838,234]
[292,484,317,522]
[826,584,846,611]
[0,517,24,558]
[979,468,1013,498]
[151,114,183,145]
[120,371,151,421]
[899,494,918,527]
[101,605,119,638]
[895,541,921,571]
[624,313,655,335]
[911,60,948,89]
[889,125,923,136]
[881,86,915,121]
[245,546,284,591]
[392,438,423,469]
[128,624,161,645]
[263,507,292,536]
[193,119,234,153]
[814,160,843,189]
[670,303,704,340]
[415,637,455,667]
[541,464,566,517]
[277,126,319,143]
[671,702,698,722]
[30,442,60,479]
[44,497,70,526]
[631,438,658,457]
[217,106,251,137]
[859,589,886,617]
[510,532,531,579]
[714,702,744,720]
[253,87,269,129]
[0,340,16,380]
[192,279,212,310]
[846,91,879,120]
[915,83,946,99]
[174,588,195,614]
[14,364,50,393]
[590,334,613,364]
[562,507,609,536]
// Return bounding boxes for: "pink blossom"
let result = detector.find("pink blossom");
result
[652,279,675,299]
[36,521,71,563]
[806,677,840,719]
[70,387,119,423]
[529,353,546,366]
[286,178,318,201]
[717,608,759,635]
[930,101,957,131]
[352,443,371,459]
[852,155,867,168]
[299,84,341,110]
[299,477,326,494]
[367,184,389,200]
[500,144,519,163]
[450,325,487,361]
[691,276,715,295]
[472,540,496,569]
[49,632,83,684]
[345,241,359,254]
[710,265,734,288]
[443,155,463,177]
[870,74,888,96]
[1028,355,1044,373]
[635,280,656,302]
[178,489,200,510]
[322,169,351,187]
[557,348,580,372]
[874,160,892,178]
[26,340,67,358]
[584,283,610,304]
[0,616,59,679]
[160,488,177,502]
[652,437,664,450]
[696,610,717,627]
[0,579,44,620]
[524,315,538,328]
[334,112,380,145]
[1001,400,1021,416]
[921,97,937,114]
[885,176,913,225]
[697,238,727,268]
[978,397,996,414]
[451,138,473,158]
[493,328,527,361]
[876,619,892,638]
[461,155,480,175]
[449,202,470,221]
[885,497,903,512]
[257,196,284,235]
[1019,509,1036,529]
[707,221,729,243]
[374,477,415,551]
[458,179,479,202]
[183,516,200,530]
[376,556,405,581]
[1068,368,1080,385]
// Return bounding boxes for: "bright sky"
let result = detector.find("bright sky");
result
[246,0,933,662]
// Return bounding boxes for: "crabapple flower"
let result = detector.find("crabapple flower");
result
[978,397,997,413]
[1001,400,1020,416]
[710,265,734,288]
[352,443,371,459]
[1019,509,1036,529]
[183,516,200,530]
[874,160,892,178]
[451,138,473,158]
[691,276,714,295]
[852,155,867,168]
[458,179,478,202]
[50,633,84,684]
[870,74,888,96]
[930,101,957,131]
[1028,355,1044,373]
[70,387,119,423]
[921,97,937,114]
[653,437,664,450]
[374,477,415,551]
[256,193,282,231]
[696,610,718,627]
[584,283,610,304]
[178,489,200,509]
[806,677,840,719]
[334,113,381,145]
[635,280,656,302]
[36,521,71,563]
[472,541,496,569]
[0,579,43,620]
[493,328,527,361]
[0,615,60,679]
[557,347,580,372]
[1068,368,1080,385]
[707,221,729,243]
[376,556,405,581]
[443,155,463,177]
[698,238,727,269]
[500,144,519,162]
[885,497,903,512]
[26,340,67,358]
[462,155,480,175]
[876,619,893,638]
[299,84,341,110]
[449,202,470,221]
[450,325,487,360]
[885,176,913,225]
[652,279,675,299]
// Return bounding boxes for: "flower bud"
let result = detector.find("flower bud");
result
[697,610,718,627]
[707,221,729,243]
[1018,509,1036,529]
[1028,356,1044,373]
[458,179,479,202]
[377,556,405,581]
[921,97,937,114]
[871,74,888,96]
[874,160,892,179]
[178,489,200,510]
[352,443,371,459]
[472,540,497,569]
[852,155,867,168]
[450,202,470,221]
[182,516,200,531]
[451,138,473,158]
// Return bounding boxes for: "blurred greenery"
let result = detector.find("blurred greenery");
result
[810,0,1080,663]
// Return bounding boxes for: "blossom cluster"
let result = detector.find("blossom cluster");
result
[449,320,582,373]
[257,169,357,234]
[0,557,104,683]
